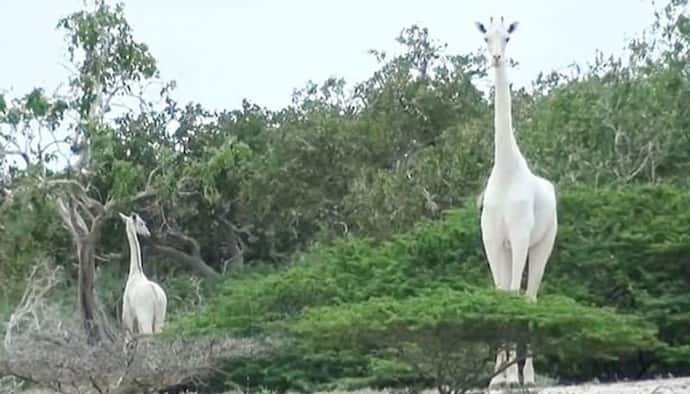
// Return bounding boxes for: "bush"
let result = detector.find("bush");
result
[292,287,660,393]
[174,184,690,391]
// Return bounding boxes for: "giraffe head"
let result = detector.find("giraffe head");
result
[119,212,151,237]
[475,16,518,67]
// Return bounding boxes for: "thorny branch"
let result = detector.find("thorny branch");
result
[44,166,159,236]
[3,259,63,350]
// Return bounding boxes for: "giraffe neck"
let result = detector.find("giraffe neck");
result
[492,62,525,176]
[125,223,144,279]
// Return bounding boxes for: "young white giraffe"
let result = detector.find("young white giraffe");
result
[120,212,167,337]
[475,17,558,389]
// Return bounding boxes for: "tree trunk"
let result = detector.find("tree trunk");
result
[77,237,100,344]
[226,228,245,269]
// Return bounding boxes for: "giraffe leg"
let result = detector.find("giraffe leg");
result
[490,346,508,389]
[480,220,511,291]
[526,218,556,301]
[504,346,520,387]
[508,233,530,293]
[482,238,512,388]
[523,218,557,386]
[500,209,532,385]
[523,345,535,387]
[502,200,533,292]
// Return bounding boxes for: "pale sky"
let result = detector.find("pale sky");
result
[0,0,658,113]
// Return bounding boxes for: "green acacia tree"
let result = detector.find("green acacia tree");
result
[292,288,660,393]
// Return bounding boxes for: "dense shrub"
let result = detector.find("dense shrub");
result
[177,184,690,391]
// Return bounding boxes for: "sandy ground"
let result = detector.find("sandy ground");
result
[317,377,690,394]
[447,377,690,394]
[524,376,690,394]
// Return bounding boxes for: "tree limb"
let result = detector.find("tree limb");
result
[166,230,203,257]
[148,243,219,280]
[55,196,88,240]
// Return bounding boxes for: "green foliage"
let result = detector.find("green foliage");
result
[295,287,658,358]
[204,348,374,394]
[57,0,159,118]
[341,117,492,238]
[184,135,253,205]
[0,89,71,173]
[292,287,659,392]
[110,159,145,198]
[176,210,487,335]
[0,184,72,306]
[177,184,690,391]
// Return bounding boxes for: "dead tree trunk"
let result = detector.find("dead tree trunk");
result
[78,237,99,343]
[217,210,258,270]
[57,194,103,344]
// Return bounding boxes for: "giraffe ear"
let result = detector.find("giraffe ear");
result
[507,21,518,34]
[118,212,128,221]
[475,21,487,34]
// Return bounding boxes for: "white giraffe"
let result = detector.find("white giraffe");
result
[119,212,167,337]
[475,17,558,388]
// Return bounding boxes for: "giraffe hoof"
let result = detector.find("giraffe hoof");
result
[489,376,507,389]
[505,381,522,389]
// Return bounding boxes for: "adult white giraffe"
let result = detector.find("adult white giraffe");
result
[120,212,167,337]
[475,17,558,389]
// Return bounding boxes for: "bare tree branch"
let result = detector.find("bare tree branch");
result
[148,243,219,280]
[144,225,220,279]
[166,230,203,257]
[55,196,88,239]
[3,259,62,350]
[0,148,31,168]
